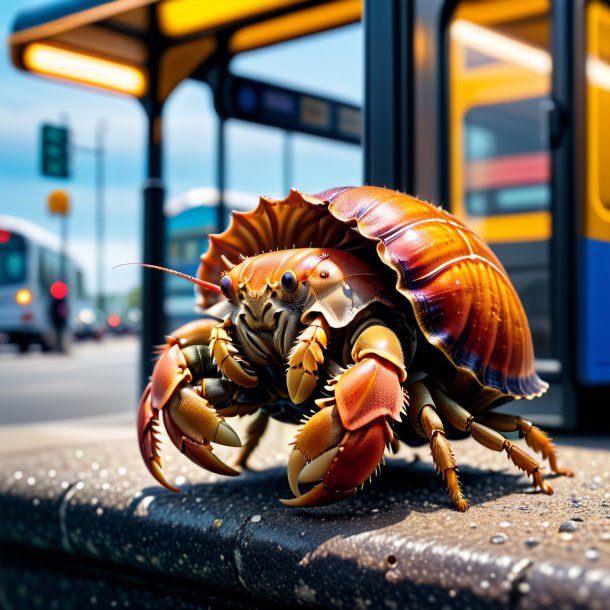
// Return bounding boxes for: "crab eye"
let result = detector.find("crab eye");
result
[280,270,298,293]
[220,275,233,297]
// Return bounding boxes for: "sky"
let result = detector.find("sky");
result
[0,1,363,298]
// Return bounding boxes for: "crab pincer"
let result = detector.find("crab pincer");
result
[138,331,243,492]
[282,324,406,506]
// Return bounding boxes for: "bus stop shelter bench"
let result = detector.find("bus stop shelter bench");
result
[0,418,609,609]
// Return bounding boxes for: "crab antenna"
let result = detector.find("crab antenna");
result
[114,263,222,294]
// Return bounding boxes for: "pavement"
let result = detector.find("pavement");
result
[0,336,138,424]
[0,414,609,609]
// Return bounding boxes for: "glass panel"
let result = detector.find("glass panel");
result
[449,0,553,358]
[0,234,26,285]
[232,24,363,104]
[291,134,362,194]
[38,247,60,289]
[163,26,362,332]
[226,120,284,197]
[231,24,363,195]
[164,82,221,331]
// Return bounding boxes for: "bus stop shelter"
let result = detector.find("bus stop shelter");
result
[9,0,362,387]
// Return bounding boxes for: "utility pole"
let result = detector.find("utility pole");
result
[47,189,71,353]
[216,117,226,233]
[71,118,108,312]
[95,119,108,313]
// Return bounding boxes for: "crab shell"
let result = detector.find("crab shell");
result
[196,186,547,400]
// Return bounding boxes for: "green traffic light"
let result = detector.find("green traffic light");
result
[41,123,70,178]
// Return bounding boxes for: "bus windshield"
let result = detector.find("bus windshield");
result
[0,232,26,285]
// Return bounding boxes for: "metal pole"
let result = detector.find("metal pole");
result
[283,131,293,194]
[95,119,108,313]
[139,98,166,391]
[216,117,226,233]
[138,7,166,392]
[59,216,68,283]
[57,213,68,353]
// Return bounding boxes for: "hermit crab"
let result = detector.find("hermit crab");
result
[137,186,573,511]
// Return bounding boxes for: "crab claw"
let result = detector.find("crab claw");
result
[138,332,244,491]
[281,339,405,507]
[281,406,392,507]
[162,387,242,478]
[284,406,344,498]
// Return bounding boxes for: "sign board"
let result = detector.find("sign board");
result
[48,189,71,215]
[216,74,361,145]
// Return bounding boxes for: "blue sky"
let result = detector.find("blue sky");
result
[0,1,362,296]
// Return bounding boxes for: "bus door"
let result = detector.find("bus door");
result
[447,1,563,424]
[580,0,610,388]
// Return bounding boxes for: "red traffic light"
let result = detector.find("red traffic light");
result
[50,281,68,299]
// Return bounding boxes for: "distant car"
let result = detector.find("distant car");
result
[73,304,105,340]
[124,307,142,335]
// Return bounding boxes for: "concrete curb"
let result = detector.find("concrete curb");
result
[0,426,609,609]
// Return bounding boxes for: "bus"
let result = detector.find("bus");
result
[0,215,84,352]
[365,0,610,429]
[164,188,258,331]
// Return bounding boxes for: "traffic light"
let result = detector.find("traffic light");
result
[41,124,70,178]
[50,282,69,327]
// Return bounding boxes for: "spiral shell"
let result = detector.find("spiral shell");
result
[198,186,546,399]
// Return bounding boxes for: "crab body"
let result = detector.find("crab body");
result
[138,187,572,510]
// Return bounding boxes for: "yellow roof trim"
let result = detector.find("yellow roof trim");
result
[229,0,362,54]
[9,0,155,46]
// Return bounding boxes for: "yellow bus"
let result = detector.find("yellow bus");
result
[365,0,610,428]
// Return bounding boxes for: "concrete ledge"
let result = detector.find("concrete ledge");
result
[0,419,609,609]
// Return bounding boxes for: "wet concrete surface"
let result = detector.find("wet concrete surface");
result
[0,417,609,609]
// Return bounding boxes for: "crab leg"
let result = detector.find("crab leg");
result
[408,382,469,512]
[476,412,574,476]
[431,388,555,497]
[235,411,270,469]
[162,390,241,479]
[282,322,406,507]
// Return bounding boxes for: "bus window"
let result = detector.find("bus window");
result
[38,248,60,290]
[0,233,26,285]
[449,0,554,359]
[464,98,550,216]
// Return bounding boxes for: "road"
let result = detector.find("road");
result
[0,337,139,425]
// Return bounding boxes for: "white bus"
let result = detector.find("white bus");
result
[0,215,84,352]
